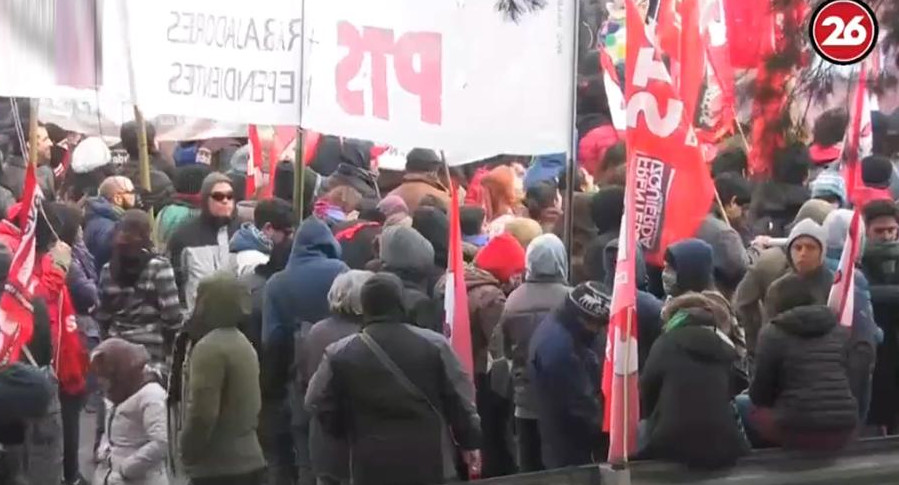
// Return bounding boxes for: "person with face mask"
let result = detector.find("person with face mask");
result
[91,338,169,485]
[529,282,611,469]
[96,210,182,366]
[168,173,240,307]
[84,176,138,273]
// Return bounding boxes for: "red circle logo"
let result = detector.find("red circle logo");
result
[809,0,879,65]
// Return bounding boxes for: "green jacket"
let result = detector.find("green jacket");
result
[179,274,265,478]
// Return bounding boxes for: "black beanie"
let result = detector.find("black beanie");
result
[405,148,442,173]
[566,281,612,323]
[862,155,893,188]
[361,273,407,324]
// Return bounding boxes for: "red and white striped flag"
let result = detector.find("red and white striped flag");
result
[0,162,42,367]
[445,183,474,376]
[247,125,265,200]
[599,47,627,133]
[829,66,873,327]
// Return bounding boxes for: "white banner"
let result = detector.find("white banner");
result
[302,0,576,162]
[125,0,304,125]
[38,88,247,142]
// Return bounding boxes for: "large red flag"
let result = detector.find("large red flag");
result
[697,0,736,143]
[620,1,715,267]
[0,162,41,367]
[656,0,705,127]
[445,184,474,376]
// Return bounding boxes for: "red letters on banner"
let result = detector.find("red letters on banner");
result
[336,22,443,125]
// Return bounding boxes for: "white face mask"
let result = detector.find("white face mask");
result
[662,266,678,297]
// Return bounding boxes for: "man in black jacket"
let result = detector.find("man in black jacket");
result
[306,273,481,485]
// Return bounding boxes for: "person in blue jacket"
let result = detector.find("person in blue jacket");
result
[529,282,611,469]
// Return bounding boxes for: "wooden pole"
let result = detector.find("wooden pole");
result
[26,99,40,167]
[132,106,152,193]
[294,128,307,219]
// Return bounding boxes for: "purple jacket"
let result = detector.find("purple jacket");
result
[68,242,99,315]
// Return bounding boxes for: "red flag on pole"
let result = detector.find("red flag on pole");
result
[829,67,873,328]
[247,125,264,200]
[445,182,474,377]
[0,162,41,367]
[656,0,705,127]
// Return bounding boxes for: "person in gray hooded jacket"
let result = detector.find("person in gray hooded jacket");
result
[765,219,832,319]
[496,233,570,472]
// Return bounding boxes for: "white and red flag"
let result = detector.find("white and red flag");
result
[0,161,42,367]
[247,125,265,200]
[829,66,874,328]
[445,182,474,376]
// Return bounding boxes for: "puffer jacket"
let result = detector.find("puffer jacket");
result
[862,241,899,427]
[750,305,859,432]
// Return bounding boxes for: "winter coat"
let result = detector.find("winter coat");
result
[119,160,174,214]
[387,173,451,213]
[228,222,272,278]
[167,213,240,300]
[180,274,265,479]
[529,303,604,468]
[732,247,791,353]
[300,314,363,482]
[84,196,122,274]
[262,217,349,346]
[861,241,899,427]
[305,322,481,485]
[379,225,443,332]
[695,214,750,295]
[1,156,55,200]
[334,221,381,270]
[641,298,749,469]
[94,383,169,485]
[95,256,182,362]
[750,306,858,432]
[68,242,99,315]
[748,182,810,238]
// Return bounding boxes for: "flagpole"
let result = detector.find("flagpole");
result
[294,0,308,219]
[621,308,634,465]
[562,0,581,281]
[26,99,40,168]
[132,106,152,194]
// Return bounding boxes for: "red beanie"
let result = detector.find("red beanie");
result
[475,233,525,283]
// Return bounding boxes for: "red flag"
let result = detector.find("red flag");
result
[264,135,279,199]
[0,162,41,367]
[599,48,627,133]
[697,0,736,143]
[656,0,705,126]
[620,0,715,267]
[247,125,264,200]
[445,184,474,376]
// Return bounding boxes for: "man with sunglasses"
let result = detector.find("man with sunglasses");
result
[168,173,240,308]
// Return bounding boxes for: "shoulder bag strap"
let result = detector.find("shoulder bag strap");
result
[359,330,446,427]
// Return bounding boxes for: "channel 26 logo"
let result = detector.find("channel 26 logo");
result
[810,0,879,65]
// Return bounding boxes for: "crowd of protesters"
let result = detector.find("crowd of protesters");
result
[1,95,899,485]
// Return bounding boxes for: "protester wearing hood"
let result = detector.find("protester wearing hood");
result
[91,339,168,485]
[861,201,899,431]
[378,194,412,228]
[481,165,520,237]
[305,273,482,485]
[854,155,896,209]
[299,271,374,485]
[738,278,858,450]
[387,148,451,212]
[733,199,836,353]
[379,225,443,332]
[810,169,848,208]
[229,198,294,277]
[180,274,265,483]
[96,210,182,364]
[156,164,212,252]
[84,176,136,273]
[524,181,563,234]
[748,143,812,237]
[272,161,322,219]
[530,282,611,468]
[823,209,879,421]
[600,239,664,370]
[498,234,570,472]
[640,292,749,469]
[330,198,383,270]
[583,186,625,284]
[168,173,240,305]
[662,239,715,298]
